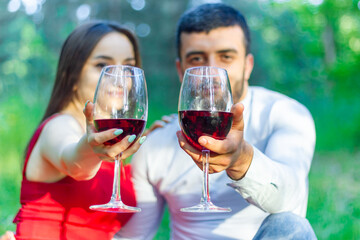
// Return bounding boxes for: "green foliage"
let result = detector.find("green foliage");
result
[234,0,360,151]
[0,95,44,233]
[154,207,170,240]
[1,0,359,150]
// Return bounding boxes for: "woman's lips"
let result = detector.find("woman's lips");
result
[107,89,124,97]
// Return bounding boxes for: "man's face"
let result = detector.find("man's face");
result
[176,26,254,103]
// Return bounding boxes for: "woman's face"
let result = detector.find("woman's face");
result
[75,32,136,109]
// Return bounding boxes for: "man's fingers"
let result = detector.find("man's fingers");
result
[161,114,177,123]
[231,102,245,131]
[198,135,236,154]
[196,103,244,153]
[143,113,178,136]
[143,120,165,136]
[176,131,202,163]
[177,130,216,172]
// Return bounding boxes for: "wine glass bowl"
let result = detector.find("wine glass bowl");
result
[178,110,233,151]
[90,65,147,213]
[178,66,233,213]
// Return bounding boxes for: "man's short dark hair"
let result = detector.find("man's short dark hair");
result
[176,3,251,58]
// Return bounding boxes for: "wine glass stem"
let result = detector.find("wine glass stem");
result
[201,149,211,203]
[111,154,122,202]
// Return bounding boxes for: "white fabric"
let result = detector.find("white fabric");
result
[115,86,316,240]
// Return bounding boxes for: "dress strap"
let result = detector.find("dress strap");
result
[22,114,60,177]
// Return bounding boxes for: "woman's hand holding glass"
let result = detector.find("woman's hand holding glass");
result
[88,65,147,213]
[83,101,145,163]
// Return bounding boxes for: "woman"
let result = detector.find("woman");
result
[12,20,145,240]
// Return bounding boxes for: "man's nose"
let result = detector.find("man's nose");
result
[208,56,219,68]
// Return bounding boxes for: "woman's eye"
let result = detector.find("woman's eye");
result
[123,61,136,67]
[95,63,107,69]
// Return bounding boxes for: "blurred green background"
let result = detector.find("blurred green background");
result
[0,0,359,239]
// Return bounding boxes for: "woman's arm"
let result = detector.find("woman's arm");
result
[26,102,145,182]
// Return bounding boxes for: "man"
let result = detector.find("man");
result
[116,3,316,239]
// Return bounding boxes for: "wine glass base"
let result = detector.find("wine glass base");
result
[180,202,231,213]
[90,201,141,213]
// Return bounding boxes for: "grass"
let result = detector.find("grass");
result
[307,151,360,239]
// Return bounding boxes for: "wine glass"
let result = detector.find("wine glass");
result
[178,66,233,213]
[89,65,147,213]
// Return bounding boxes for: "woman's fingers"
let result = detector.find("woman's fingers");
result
[83,100,147,162]
[87,128,124,147]
[83,100,126,147]
[83,101,96,133]
[104,135,136,159]
[119,135,147,160]
[92,134,146,161]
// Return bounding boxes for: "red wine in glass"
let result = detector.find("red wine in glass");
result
[179,110,233,151]
[94,119,146,146]
[178,66,233,213]
[90,65,147,213]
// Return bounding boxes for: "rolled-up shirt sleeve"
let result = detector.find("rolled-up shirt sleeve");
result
[228,96,316,216]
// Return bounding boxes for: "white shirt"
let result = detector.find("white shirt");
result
[115,86,316,240]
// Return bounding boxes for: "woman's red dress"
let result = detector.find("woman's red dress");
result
[13,115,136,240]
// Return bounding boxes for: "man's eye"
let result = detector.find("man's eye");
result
[221,55,233,61]
[189,56,204,65]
